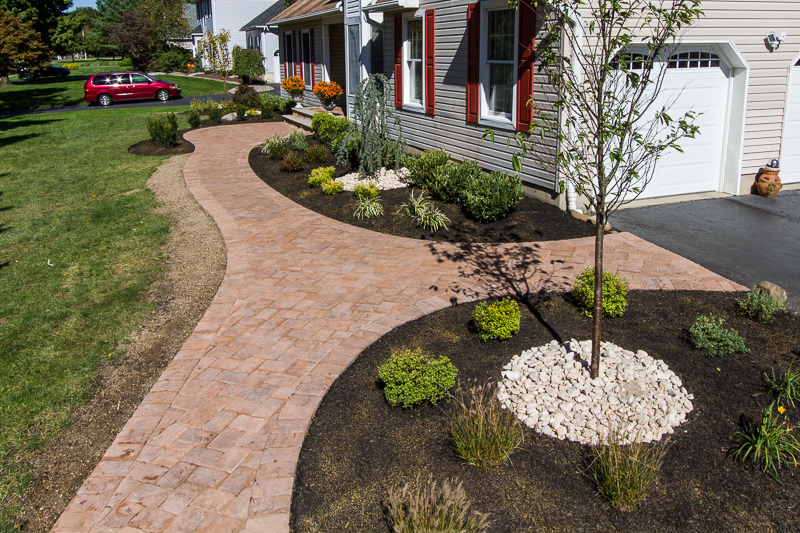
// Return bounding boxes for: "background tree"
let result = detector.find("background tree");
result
[52,8,93,59]
[109,9,154,69]
[232,45,265,84]
[139,0,190,48]
[95,0,137,38]
[0,9,48,85]
[0,0,71,47]
[512,0,703,378]
[198,29,232,98]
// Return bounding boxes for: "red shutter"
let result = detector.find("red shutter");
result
[466,3,480,123]
[516,0,536,131]
[424,9,436,115]
[394,14,403,108]
[310,28,316,87]
[293,30,300,77]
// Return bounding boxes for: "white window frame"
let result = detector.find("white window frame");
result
[479,0,517,129]
[402,14,425,112]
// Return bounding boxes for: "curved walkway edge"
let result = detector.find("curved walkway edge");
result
[52,123,745,533]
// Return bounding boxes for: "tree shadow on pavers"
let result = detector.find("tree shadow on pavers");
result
[427,241,576,342]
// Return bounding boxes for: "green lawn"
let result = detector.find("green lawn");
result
[0,107,191,526]
[0,70,226,112]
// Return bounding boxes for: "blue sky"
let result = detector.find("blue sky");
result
[69,0,97,10]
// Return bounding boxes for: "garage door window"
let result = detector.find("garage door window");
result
[668,51,720,69]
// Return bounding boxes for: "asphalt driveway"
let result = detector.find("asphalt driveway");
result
[611,189,800,313]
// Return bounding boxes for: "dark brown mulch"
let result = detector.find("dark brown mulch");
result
[248,135,597,243]
[292,290,800,533]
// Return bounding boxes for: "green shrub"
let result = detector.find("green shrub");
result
[153,48,191,72]
[332,129,360,164]
[463,171,523,222]
[353,196,383,219]
[187,109,201,129]
[308,166,335,187]
[429,160,482,204]
[232,84,261,109]
[586,430,670,511]
[261,134,289,160]
[118,58,133,68]
[232,45,265,83]
[689,314,749,357]
[386,475,489,533]
[396,191,450,232]
[732,403,800,479]
[286,130,309,150]
[311,113,350,143]
[258,94,275,118]
[353,181,379,199]
[279,152,304,172]
[260,93,295,114]
[572,267,629,317]
[738,287,783,324]
[321,180,343,195]
[448,382,523,467]
[189,99,205,114]
[405,149,449,189]
[207,101,223,124]
[304,144,327,163]
[235,103,247,121]
[146,113,178,147]
[472,297,520,341]
[378,348,458,408]
[763,363,800,408]
[64,63,80,70]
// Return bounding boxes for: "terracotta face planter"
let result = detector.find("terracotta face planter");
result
[754,168,782,198]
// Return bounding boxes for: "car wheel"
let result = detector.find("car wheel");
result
[97,94,113,106]
[56,72,64,79]
[26,74,33,81]
[156,89,170,102]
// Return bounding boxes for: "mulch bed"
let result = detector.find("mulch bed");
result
[248,134,597,243]
[292,290,800,533]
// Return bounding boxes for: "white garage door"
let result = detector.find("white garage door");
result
[626,49,732,200]
[781,58,800,184]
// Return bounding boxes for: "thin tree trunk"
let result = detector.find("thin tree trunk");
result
[590,210,605,379]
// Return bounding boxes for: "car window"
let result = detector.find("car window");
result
[130,74,150,84]
[92,76,108,86]
[111,74,129,84]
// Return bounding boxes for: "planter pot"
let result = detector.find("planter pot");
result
[754,168,782,198]
[291,93,304,108]
[322,101,337,113]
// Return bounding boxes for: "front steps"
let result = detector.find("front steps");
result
[283,105,344,131]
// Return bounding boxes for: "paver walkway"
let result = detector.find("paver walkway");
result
[53,123,745,533]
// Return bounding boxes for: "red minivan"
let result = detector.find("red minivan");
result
[84,71,182,106]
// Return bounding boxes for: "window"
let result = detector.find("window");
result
[347,24,361,96]
[284,32,293,78]
[404,18,423,107]
[481,7,515,123]
[302,30,312,85]
[370,26,384,76]
[130,74,151,84]
[668,51,720,69]
[196,0,211,20]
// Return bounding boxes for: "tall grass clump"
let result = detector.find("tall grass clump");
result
[732,403,800,479]
[447,382,523,467]
[586,430,670,511]
[386,475,490,533]
[763,362,800,408]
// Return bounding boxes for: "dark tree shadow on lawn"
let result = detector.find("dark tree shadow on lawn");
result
[0,133,42,148]
[427,242,577,342]
[0,83,74,112]
[0,117,62,132]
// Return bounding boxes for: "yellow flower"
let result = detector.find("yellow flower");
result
[778,405,786,414]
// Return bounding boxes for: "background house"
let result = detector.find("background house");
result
[271,0,800,209]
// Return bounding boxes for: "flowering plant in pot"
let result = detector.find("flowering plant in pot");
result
[281,75,305,96]
[313,81,343,111]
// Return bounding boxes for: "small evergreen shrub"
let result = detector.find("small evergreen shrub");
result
[207,102,223,124]
[463,171,523,222]
[378,348,458,408]
[405,149,449,189]
[572,267,630,317]
[189,99,205,114]
[118,58,134,68]
[732,403,800,478]
[689,314,749,357]
[738,287,783,324]
[353,181,379,199]
[472,297,520,341]
[587,429,670,511]
[353,196,383,219]
[279,151,304,172]
[261,134,288,160]
[153,47,191,72]
[286,130,309,151]
[235,103,247,121]
[259,94,275,118]
[311,113,350,143]
[321,180,343,195]
[232,84,260,109]
[448,382,523,467]
[429,160,482,204]
[332,129,360,164]
[308,166,335,187]
[187,109,201,129]
[302,144,326,163]
[146,113,178,147]
[386,475,490,533]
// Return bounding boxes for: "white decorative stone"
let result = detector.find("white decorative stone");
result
[334,167,410,191]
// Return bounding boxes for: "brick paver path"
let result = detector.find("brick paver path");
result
[53,123,745,533]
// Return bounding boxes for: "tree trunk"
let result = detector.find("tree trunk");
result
[589,212,605,379]
[223,75,228,101]
[0,75,9,87]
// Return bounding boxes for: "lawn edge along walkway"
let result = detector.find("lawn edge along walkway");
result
[52,123,745,533]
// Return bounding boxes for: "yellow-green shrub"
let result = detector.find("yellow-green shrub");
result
[472,297,520,341]
[308,166,335,187]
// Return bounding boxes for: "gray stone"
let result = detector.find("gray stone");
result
[756,281,787,305]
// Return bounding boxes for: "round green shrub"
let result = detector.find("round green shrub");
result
[353,181,379,199]
[279,152,304,172]
[737,287,783,324]
[572,267,629,317]
[304,144,327,163]
[462,171,523,223]
[472,297,520,341]
[146,112,178,147]
[378,348,458,408]
[232,84,261,109]
[187,109,201,129]
[308,166,335,187]
[689,313,749,357]
[321,180,343,195]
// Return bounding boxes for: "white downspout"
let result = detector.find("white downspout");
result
[565,9,584,213]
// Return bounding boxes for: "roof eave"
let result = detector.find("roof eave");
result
[268,4,343,29]
[363,0,418,12]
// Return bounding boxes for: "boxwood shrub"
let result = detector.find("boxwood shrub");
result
[378,348,458,408]
[472,297,521,341]
[572,267,629,317]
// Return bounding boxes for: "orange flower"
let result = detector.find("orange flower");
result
[313,81,343,103]
[281,75,305,96]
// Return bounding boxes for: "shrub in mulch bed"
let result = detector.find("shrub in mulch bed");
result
[291,290,800,533]
[248,136,596,244]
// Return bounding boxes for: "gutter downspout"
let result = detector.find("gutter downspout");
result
[564,8,584,213]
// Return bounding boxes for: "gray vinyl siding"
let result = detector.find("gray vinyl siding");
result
[384,2,559,192]
[279,25,328,106]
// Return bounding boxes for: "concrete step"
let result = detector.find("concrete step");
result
[291,106,318,119]
[283,113,312,131]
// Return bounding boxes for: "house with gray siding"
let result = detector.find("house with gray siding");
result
[270,0,800,209]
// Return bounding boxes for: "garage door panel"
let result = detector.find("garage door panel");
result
[781,60,800,184]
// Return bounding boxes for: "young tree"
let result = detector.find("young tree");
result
[232,45,265,84]
[198,29,232,99]
[109,9,155,69]
[512,0,703,378]
[0,9,49,85]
